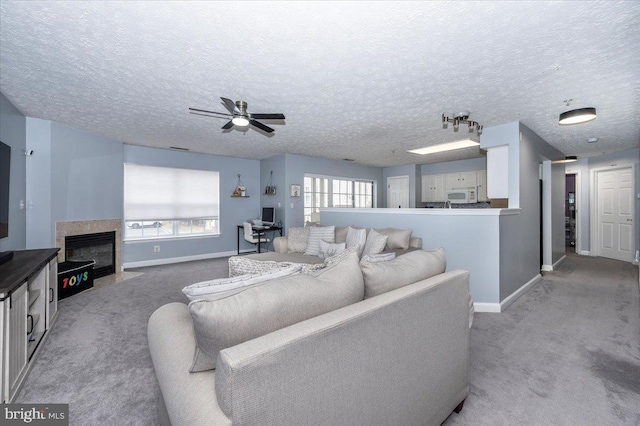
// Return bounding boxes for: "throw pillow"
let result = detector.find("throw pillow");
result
[375,228,413,250]
[360,252,396,264]
[182,265,302,302]
[287,227,310,253]
[345,226,366,257]
[335,226,350,244]
[362,228,388,256]
[304,225,335,257]
[360,248,446,299]
[188,251,364,372]
[319,240,346,259]
[228,256,296,277]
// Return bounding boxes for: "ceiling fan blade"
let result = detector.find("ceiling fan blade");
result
[250,119,274,133]
[221,121,234,130]
[189,107,231,117]
[249,113,285,120]
[220,97,239,114]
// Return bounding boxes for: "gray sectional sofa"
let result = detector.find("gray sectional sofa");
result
[148,244,471,426]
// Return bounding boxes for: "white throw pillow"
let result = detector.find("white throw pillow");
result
[287,227,310,253]
[360,252,396,264]
[304,226,335,256]
[319,240,346,259]
[362,228,388,256]
[182,265,302,302]
[345,226,366,257]
[229,256,296,277]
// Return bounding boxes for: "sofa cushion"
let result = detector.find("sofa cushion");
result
[287,227,309,253]
[361,248,446,299]
[188,251,364,372]
[182,265,302,302]
[319,240,346,259]
[346,226,366,257]
[304,225,335,256]
[362,228,387,256]
[375,228,413,250]
[335,226,350,244]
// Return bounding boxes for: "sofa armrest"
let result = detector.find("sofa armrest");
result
[409,237,422,249]
[148,303,231,426]
[273,236,288,253]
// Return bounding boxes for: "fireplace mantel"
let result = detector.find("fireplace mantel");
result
[56,219,122,274]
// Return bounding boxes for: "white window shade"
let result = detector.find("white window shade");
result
[124,164,219,220]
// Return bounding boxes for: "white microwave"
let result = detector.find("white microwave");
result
[446,188,477,204]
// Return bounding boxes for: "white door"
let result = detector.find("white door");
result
[597,167,634,262]
[387,176,410,208]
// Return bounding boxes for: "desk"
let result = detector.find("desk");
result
[237,225,283,255]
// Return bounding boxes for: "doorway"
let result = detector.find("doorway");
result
[591,166,635,262]
[387,176,410,208]
[566,174,577,253]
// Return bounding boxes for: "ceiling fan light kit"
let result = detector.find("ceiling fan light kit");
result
[189,97,285,134]
[442,112,483,136]
[558,107,596,125]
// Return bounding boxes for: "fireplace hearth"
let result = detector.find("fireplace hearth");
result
[65,231,116,278]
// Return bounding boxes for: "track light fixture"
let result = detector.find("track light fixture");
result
[442,111,483,136]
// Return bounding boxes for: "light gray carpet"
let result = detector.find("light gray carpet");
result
[17,254,639,425]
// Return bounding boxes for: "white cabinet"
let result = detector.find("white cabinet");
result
[477,169,487,202]
[421,174,446,202]
[446,171,477,190]
[0,249,59,403]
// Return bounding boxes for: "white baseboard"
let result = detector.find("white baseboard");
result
[500,274,542,311]
[123,250,253,269]
[473,303,501,313]
[579,250,591,256]
[474,274,542,314]
[553,255,566,269]
[541,264,553,272]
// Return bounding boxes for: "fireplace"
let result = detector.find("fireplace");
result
[65,231,116,278]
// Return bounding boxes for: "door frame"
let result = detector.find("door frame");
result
[565,170,581,255]
[589,163,636,262]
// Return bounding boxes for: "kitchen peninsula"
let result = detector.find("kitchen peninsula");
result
[321,207,538,313]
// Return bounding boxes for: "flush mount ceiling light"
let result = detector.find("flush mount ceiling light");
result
[442,111,483,136]
[553,156,578,164]
[587,137,599,143]
[558,107,596,125]
[407,139,480,155]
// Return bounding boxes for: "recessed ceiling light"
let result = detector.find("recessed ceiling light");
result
[587,137,599,143]
[558,107,596,125]
[407,139,480,155]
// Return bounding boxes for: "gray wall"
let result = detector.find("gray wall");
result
[123,145,260,264]
[25,118,52,248]
[283,154,383,230]
[0,92,27,251]
[260,155,286,226]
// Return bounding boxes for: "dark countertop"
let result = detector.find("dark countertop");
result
[0,248,59,297]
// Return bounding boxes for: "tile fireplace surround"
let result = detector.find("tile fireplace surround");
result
[56,219,122,273]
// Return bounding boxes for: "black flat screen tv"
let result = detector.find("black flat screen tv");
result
[0,141,10,239]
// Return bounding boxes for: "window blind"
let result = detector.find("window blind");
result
[124,164,219,220]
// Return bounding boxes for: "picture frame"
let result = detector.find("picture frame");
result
[290,184,301,197]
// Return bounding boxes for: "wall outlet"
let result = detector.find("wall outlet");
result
[154,246,160,253]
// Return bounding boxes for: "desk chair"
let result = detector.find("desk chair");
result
[243,222,271,252]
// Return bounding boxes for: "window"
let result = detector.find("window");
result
[304,175,374,224]
[124,164,220,240]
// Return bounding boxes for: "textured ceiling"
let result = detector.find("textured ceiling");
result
[1,1,639,167]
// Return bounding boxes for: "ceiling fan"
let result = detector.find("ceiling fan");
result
[189,97,285,133]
